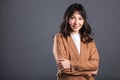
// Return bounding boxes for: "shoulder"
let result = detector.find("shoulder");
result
[54,33,64,39]
[88,40,97,47]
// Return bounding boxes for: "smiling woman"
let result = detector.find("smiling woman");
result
[53,3,99,80]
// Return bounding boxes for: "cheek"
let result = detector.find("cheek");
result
[69,19,75,23]
[79,20,84,25]
[82,20,84,24]
[69,19,73,25]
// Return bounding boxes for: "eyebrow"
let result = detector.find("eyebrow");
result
[71,15,83,18]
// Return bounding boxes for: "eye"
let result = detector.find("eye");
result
[70,16,75,19]
[79,17,83,20]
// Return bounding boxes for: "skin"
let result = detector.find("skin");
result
[57,11,84,70]
[69,11,84,34]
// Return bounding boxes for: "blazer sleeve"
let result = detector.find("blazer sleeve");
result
[52,35,58,62]
[78,41,99,71]
[53,34,68,60]
[53,34,72,73]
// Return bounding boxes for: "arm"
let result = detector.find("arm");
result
[52,34,70,69]
[70,41,99,74]
[53,35,67,60]
[52,36,58,62]
[77,41,99,72]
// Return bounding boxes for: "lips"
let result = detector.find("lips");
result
[73,25,79,29]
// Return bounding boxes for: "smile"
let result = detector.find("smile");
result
[73,26,80,29]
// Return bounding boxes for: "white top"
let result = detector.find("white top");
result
[71,33,81,54]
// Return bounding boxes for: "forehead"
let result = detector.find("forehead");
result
[72,11,82,17]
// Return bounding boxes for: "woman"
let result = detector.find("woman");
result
[53,3,99,80]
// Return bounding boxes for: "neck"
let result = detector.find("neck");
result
[71,32,79,34]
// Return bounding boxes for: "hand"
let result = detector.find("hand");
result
[57,58,70,70]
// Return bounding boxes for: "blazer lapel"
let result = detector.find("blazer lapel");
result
[67,36,79,56]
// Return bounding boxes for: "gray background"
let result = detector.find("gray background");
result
[0,0,120,80]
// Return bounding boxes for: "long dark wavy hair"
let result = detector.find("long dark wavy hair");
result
[60,3,93,43]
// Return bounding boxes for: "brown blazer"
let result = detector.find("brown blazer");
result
[53,33,99,78]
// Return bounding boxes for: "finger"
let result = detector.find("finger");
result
[57,64,63,69]
[57,65,63,69]
[57,61,62,64]
[57,63,63,66]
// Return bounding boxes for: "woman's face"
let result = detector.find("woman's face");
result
[69,11,84,33]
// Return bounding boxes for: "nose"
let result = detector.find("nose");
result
[74,19,79,25]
